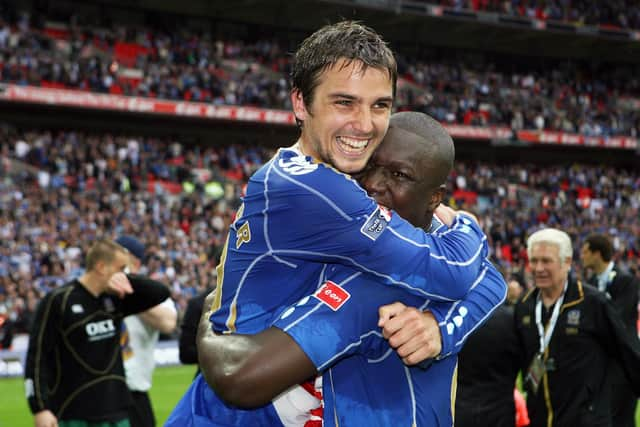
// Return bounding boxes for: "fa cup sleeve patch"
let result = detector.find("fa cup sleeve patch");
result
[314,280,350,311]
[360,205,392,241]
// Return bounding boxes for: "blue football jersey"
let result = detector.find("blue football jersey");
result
[167,148,490,426]
[210,147,488,335]
[271,259,508,426]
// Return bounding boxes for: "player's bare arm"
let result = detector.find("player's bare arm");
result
[197,291,316,407]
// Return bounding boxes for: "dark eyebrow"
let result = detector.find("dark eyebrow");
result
[383,159,414,172]
[327,93,393,105]
[328,93,358,100]
[374,96,394,105]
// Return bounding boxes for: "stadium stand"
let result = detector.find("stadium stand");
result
[0,1,638,399]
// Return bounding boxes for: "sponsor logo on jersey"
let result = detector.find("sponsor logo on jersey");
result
[314,280,350,311]
[360,206,391,241]
[71,304,84,314]
[278,155,318,175]
[86,319,117,341]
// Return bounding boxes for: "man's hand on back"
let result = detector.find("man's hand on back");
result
[378,302,442,365]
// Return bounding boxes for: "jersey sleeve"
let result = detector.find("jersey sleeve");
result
[271,272,424,371]
[25,291,60,414]
[265,156,489,301]
[429,260,508,358]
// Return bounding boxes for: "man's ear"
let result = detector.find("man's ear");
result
[94,259,108,276]
[291,89,309,123]
[428,186,446,211]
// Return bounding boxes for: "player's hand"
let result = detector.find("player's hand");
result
[378,302,442,365]
[434,204,457,226]
[435,204,479,227]
[106,272,134,298]
[457,209,479,224]
[34,410,58,427]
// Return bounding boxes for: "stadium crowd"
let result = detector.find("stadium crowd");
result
[0,12,639,137]
[0,124,638,347]
[423,0,640,31]
[0,125,273,342]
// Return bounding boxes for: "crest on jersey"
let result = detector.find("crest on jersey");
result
[278,155,318,175]
[360,205,392,241]
[566,309,581,326]
[314,280,350,311]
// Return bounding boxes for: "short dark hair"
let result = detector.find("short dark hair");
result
[85,239,126,271]
[290,21,397,115]
[584,234,614,262]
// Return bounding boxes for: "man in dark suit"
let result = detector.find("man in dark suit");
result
[581,233,640,427]
[456,276,528,427]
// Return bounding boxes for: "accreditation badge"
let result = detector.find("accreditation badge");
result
[525,353,546,395]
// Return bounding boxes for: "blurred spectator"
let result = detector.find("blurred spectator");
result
[118,235,177,427]
[580,233,640,427]
[179,285,215,378]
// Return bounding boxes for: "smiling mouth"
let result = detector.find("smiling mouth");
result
[336,136,370,155]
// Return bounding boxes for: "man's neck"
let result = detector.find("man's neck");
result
[78,272,103,297]
[592,259,610,275]
[540,283,565,308]
[294,138,314,160]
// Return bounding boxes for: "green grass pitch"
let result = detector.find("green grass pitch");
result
[1,365,639,426]
[0,364,195,427]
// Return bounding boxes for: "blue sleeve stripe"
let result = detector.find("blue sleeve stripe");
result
[281,271,362,332]
[403,365,418,427]
[272,249,457,301]
[438,266,490,326]
[366,347,394,363]
[272,164,355,221]
[429,235,488,266]
[453,273,508,348]
[281,302,324,332]
[385,226,433,248]
[317,329,384,371]
[386,224,488,267]
[264,162,298,269]
[224,252,271,330]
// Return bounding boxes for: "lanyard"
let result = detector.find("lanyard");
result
[535,281,568,355]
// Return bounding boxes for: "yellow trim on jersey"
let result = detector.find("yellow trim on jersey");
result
[227,304,238,333]
[211,203,244,315]
[211,234,229,313]
[450,361,458,425]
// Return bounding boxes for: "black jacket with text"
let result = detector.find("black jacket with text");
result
[25,275,170,422]
[515,278,640,427]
